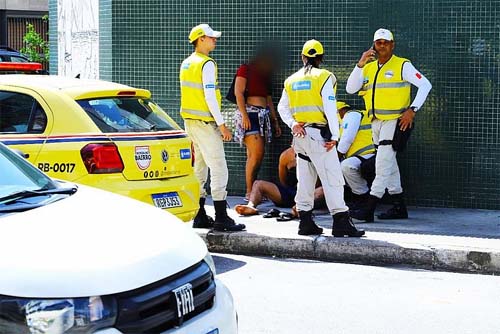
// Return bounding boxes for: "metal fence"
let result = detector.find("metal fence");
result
[7,15,48,67]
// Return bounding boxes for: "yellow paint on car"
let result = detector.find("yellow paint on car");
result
[0,75,200,221]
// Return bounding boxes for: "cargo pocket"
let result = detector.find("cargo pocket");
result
[324,154,344,186]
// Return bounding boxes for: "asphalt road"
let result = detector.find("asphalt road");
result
[213,254,500,334]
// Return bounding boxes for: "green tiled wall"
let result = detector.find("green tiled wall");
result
[56,0,500,209]
[99,0,113,81]
[48,0,57,73]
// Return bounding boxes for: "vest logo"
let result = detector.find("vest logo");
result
[292,80,311,91]
[205,84,216,89]
[384,70,394,79]
[135,146,152,170]
[181,63,190,70]
[180,149,191,159]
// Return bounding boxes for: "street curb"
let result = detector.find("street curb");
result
[197,231,500,275]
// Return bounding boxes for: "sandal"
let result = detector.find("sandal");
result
[276,212,295,221]
[263,208,281,218]
[234,204,258,216]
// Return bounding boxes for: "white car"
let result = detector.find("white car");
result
[0,142,238,334]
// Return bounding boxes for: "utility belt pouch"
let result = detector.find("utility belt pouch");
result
[320,126,332,141]
[392,119,414,152]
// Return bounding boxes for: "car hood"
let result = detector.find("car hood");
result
[0,184,206,298]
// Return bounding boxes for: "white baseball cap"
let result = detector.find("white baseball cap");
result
[373,28,394,42]
[188,24,222,43]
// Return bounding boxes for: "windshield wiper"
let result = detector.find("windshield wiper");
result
[0,187,77,204]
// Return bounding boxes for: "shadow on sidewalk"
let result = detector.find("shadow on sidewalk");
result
[224,197,500,239]
[213,254,247,274]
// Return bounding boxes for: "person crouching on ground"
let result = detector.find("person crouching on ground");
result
[336,101,376,210]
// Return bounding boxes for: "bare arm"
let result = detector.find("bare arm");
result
[235,76,250,130]
[267,95,282,137]
[278,148,294,186]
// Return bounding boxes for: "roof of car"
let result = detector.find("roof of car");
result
[0,75,151,99]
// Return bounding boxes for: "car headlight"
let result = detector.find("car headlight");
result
[203,252,216,276]
[0,295,117,333]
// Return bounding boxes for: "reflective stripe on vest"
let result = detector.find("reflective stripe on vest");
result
[179,52,222,122]
[359,55,411,121]
[339,109,376,158]
[350,144,376,157]
[290,105,324,113]
[361,81,411,91]
[180,108,213,118]
[284,68,332,124]
[180,81,220,90]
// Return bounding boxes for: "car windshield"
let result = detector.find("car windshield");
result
[0,144,56,198]
[77,97,180,133]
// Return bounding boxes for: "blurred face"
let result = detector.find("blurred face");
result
[200,36,217,51]
[374,39,394,58]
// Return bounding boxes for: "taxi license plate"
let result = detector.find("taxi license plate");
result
[152,192,182,209]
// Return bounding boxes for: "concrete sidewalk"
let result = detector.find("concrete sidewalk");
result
[194,196,500,275]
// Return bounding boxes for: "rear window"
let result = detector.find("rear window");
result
[77,97,180,133]
[0,55,28,62]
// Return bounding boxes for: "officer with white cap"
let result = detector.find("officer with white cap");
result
[180,24,245,232]
[346,28,432,222]
[278,39,364,237]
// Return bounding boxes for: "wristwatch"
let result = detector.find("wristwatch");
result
[410,106,418,113]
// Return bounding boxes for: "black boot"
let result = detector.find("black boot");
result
[298,210,323,236]
[347,192,370,211]
[213,200,246,232]
[192,197,214,228]
[332,211,365,237]
[350,195,379,222]
[377,193,408,219]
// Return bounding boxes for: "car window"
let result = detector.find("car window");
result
[77,97,179,133]
[0,144,55,198]
[0,91,47,134]
[9,56,29,63]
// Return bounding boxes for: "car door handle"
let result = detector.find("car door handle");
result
[12,149,29,159]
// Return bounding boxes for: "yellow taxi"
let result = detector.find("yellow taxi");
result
[0,71,200,221]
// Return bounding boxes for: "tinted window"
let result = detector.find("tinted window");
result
[0,91,47,134]
[77,97,179,133]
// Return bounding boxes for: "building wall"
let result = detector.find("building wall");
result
[56,0,99,78]
[50,0,500,210]
[0,0,47,11]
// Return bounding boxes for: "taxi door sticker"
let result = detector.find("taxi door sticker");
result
[135,146,152,170]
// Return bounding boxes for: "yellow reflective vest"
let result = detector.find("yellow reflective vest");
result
[359,55,411,120]
[284,67,333,124]
[339,109,376,158]
[179,52,221,122]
